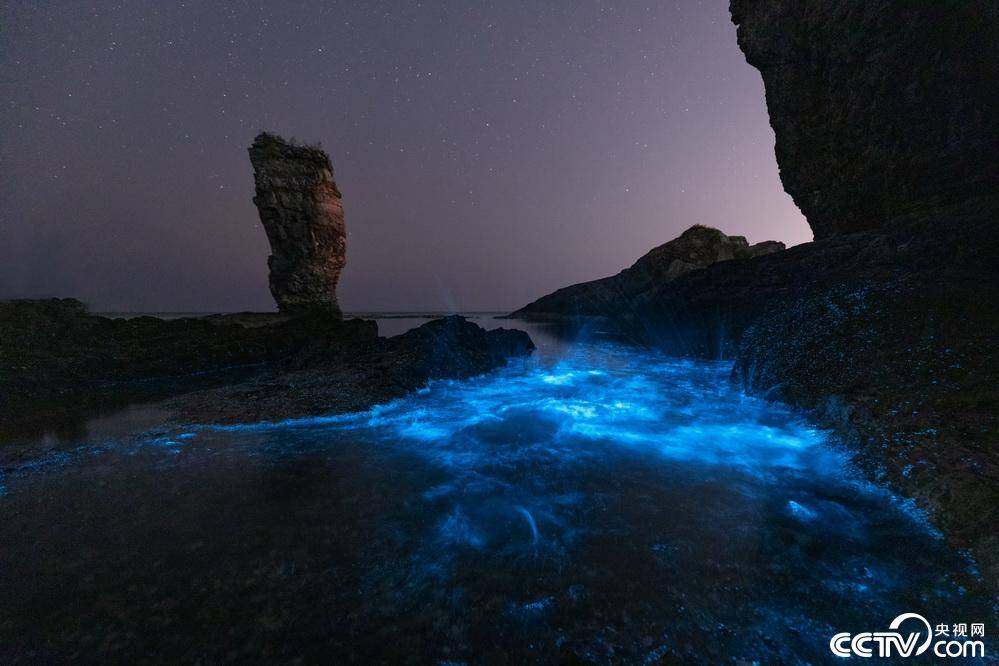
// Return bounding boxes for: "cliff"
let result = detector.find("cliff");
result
[249,132,347,315]
[725,0,999,587]
[730,0,999,239]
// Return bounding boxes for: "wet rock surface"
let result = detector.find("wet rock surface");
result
[733,268,999,587]
[0,298,294,441]
[509,224,784,322]
[614,174,999,585]
[249,132,347,315]
[171,316,536,426]
[0,300,533,443]
[723,0,999,588]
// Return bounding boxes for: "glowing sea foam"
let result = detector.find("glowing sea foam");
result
[206,341,932,562]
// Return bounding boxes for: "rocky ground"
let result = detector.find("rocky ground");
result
[730,209,999,588]
[0,299,533,445]
[170,313,537,426]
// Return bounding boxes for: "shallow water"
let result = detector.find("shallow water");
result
[1,317,994,663]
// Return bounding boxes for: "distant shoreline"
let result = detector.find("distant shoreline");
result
[95,311,509,319]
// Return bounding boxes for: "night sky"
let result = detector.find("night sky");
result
[1,1,807,313]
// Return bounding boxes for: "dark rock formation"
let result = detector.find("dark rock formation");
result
[390,315,536,379]
[510,225,784,321]
[249,132,346,315]
[0,299,365,440]
[733,261,999,585]
[571,203,993,354]
[730,0,999,239]
[173,316,535,426]
[502,2,999,587]
[723,0,999,587]
[1,132,535,443]
[0,300,533,441]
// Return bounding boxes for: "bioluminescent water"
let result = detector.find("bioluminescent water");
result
[0,319,994,663]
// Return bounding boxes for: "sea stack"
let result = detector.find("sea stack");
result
[249,132,346,316]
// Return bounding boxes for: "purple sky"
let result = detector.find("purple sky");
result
[1,1,807,313]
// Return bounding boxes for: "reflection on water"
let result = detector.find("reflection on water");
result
[0,317,994,663]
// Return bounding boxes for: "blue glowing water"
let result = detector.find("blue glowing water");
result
[0,319,994,662]
[219,341,865,549]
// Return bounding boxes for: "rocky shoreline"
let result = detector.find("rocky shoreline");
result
[2,0,995,596]
[509,225,785,325]
[0,299,533,445]
[727,0,999,588]
[1,131,537,447]
[508,212,998,587]
[507,1,999,588]
[168,313,536,427]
